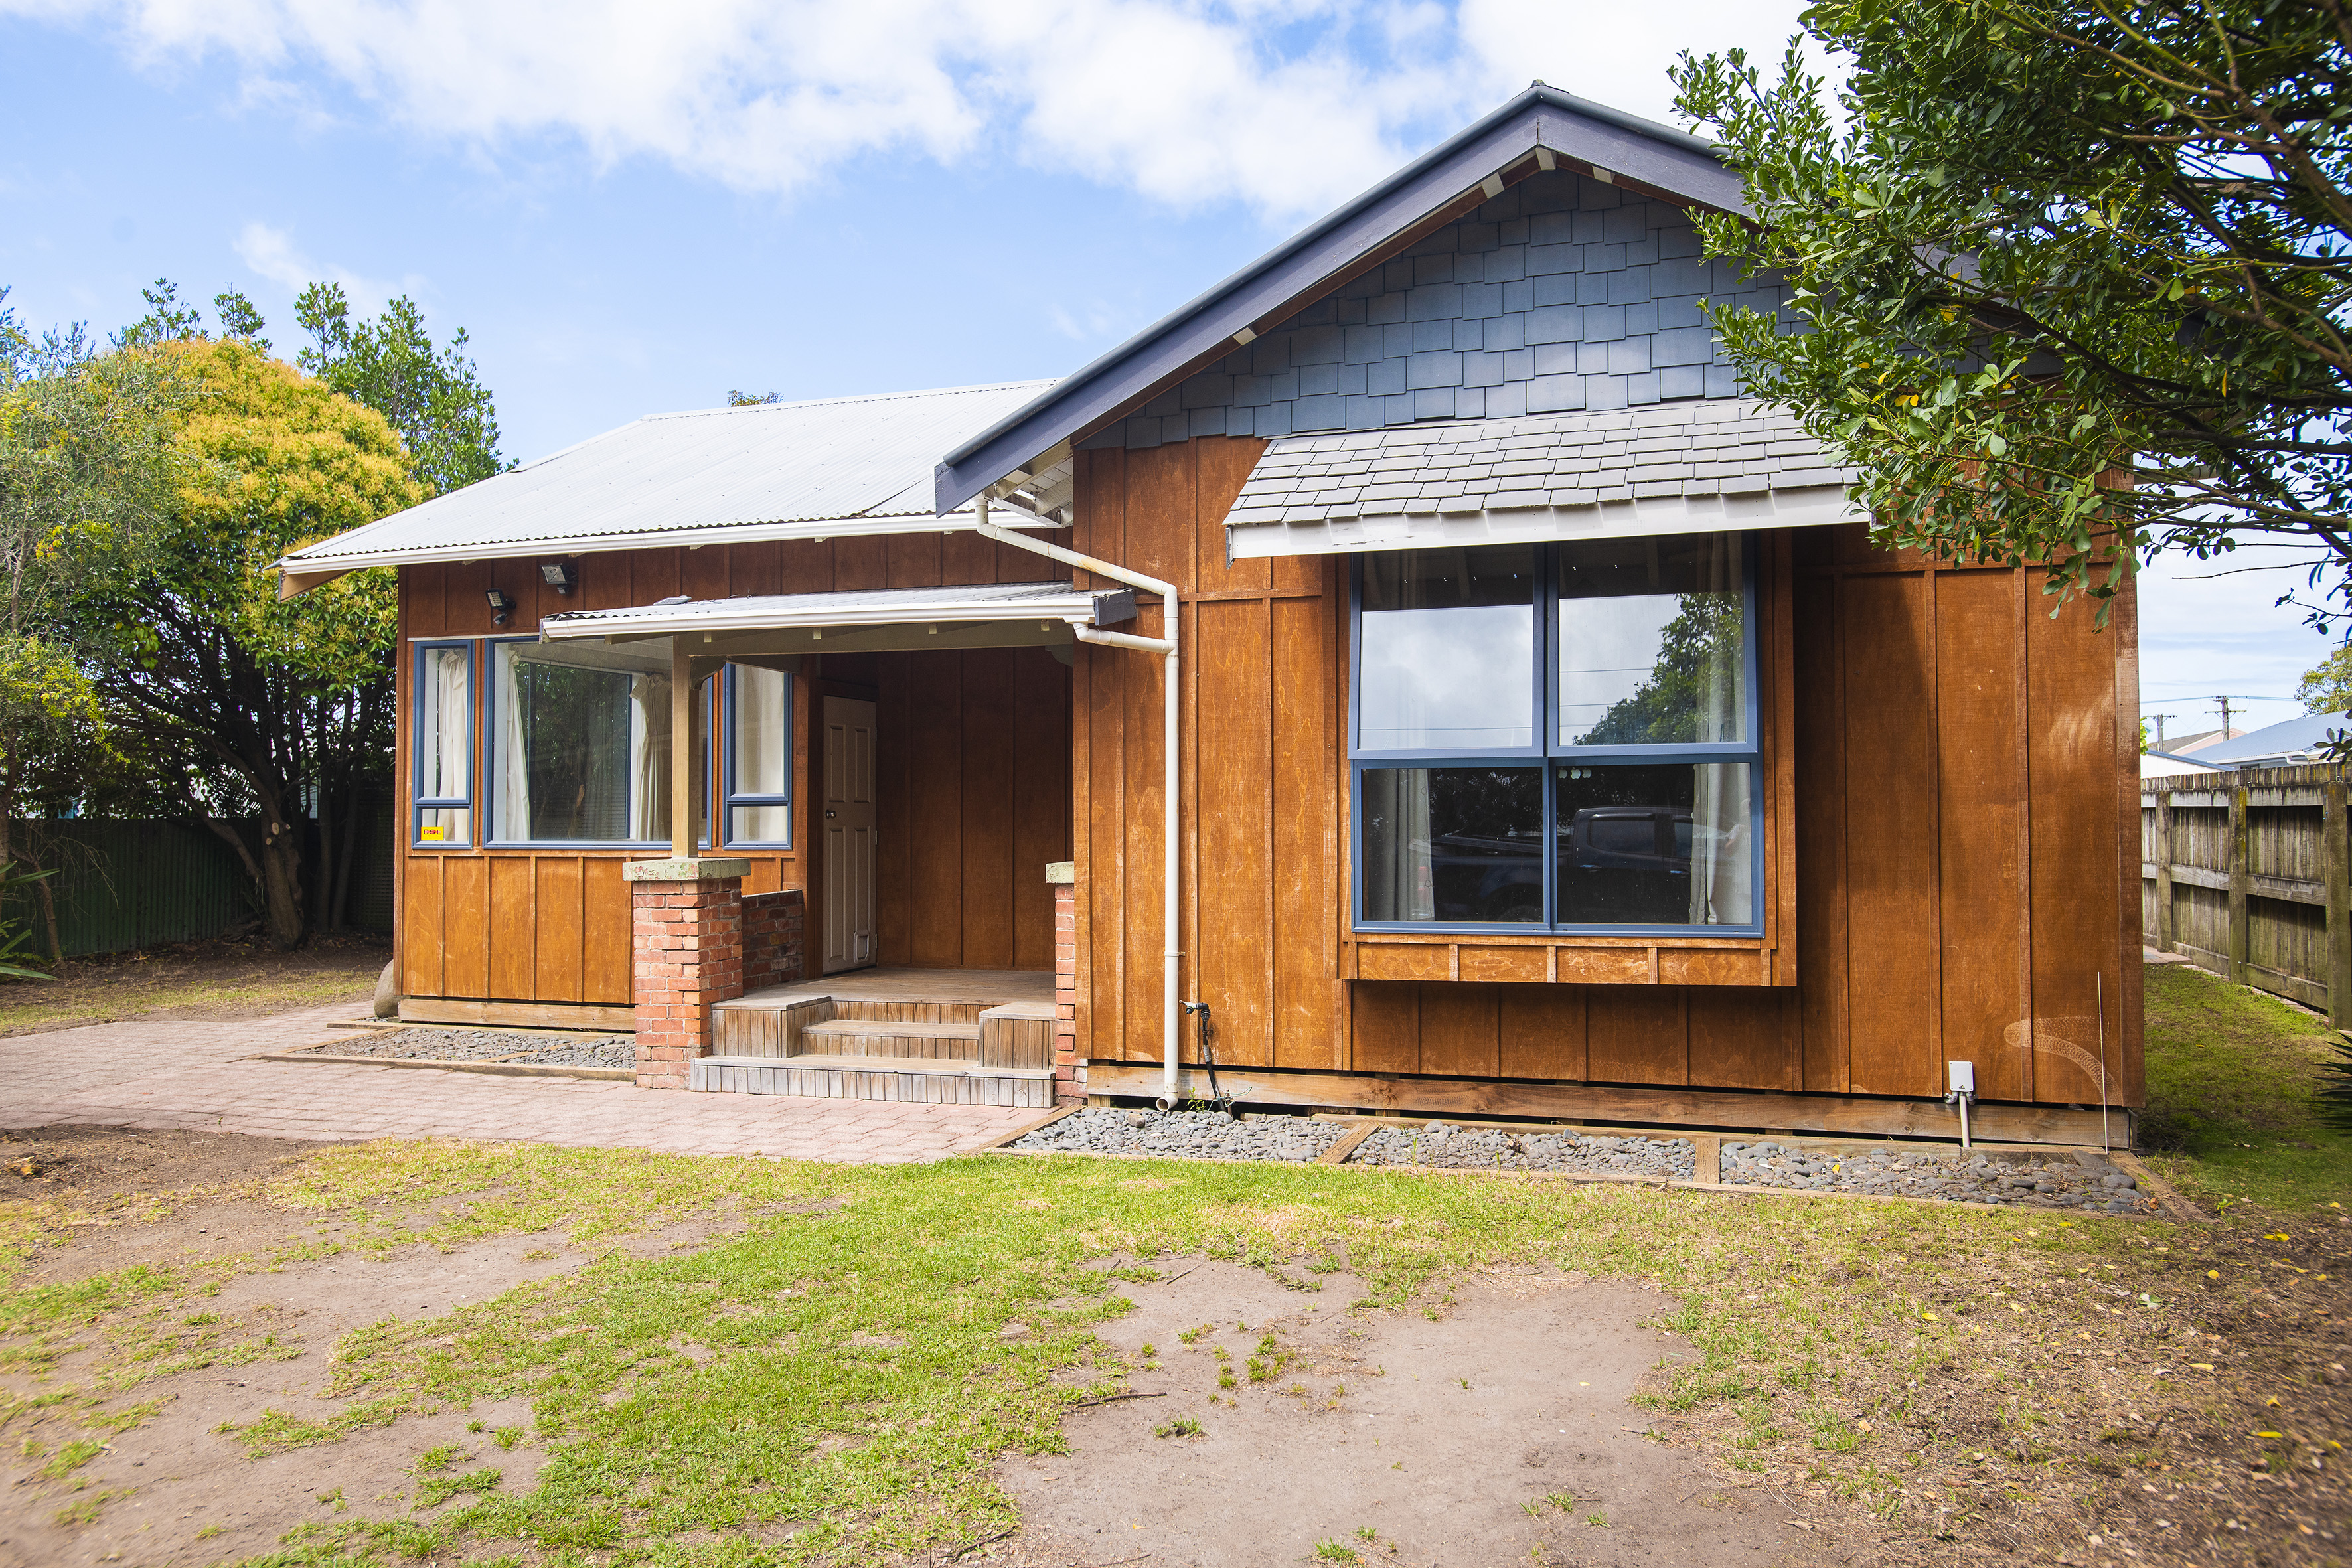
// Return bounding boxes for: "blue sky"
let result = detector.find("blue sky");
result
[0,0,2333,730]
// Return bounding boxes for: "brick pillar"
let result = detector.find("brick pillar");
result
[625,858,751,1089]
[740,888,807,992]
[1048,860,1083,1104]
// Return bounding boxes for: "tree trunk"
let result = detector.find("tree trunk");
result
[33,858,61,969]
[259,817,305,950]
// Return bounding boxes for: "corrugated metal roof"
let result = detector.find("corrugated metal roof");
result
[538,580,1131,639]
[1224,400,1859,559]
[283,380,1056,574]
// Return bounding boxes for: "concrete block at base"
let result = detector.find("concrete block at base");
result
[623,858,753,882]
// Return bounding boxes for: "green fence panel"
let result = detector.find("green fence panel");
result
[1,821,254,958]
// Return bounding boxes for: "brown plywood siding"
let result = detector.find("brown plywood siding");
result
[395,535,1073,1005]
[872,645,1071,971]
[1071,437,1348,1069]
[1065,448,2140,1106]
[1787,526,2142,1106]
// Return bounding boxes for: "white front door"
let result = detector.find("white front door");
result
[821,696,878,973]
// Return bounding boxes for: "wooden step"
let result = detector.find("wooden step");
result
[801,1018,980,1061]
[689,1053,1054,1107]
[829,996,991,1026]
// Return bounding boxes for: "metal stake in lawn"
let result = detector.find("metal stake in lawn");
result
[1179,1000,1235,1117]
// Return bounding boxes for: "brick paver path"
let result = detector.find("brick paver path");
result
[0,1006,1038,1162]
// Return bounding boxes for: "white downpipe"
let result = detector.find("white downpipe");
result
[974,502,1184,1106]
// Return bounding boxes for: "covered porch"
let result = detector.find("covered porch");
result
[536,581,1103,1099]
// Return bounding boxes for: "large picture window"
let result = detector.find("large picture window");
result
[489,639,674,846]
[1351,534,1760,934]
[413,642,473,847]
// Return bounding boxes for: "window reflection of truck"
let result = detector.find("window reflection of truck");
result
[1561,806,1709,925]
[1421,830,1545,923]
[1414,809,1731,925]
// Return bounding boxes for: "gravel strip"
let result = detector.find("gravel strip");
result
[311,1028,635,1069]
[1350,1123,1694,1177]
[1010,1107,1347,1162]
[1720,1140,2156,1213]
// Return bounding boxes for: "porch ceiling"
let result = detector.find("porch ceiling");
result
[536,579,1135,658]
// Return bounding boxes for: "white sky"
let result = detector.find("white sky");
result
[2135,543,2339,744]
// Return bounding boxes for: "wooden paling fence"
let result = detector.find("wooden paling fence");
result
[2142,763,2352,1025]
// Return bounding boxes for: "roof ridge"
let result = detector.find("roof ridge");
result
[641,378,1059,423]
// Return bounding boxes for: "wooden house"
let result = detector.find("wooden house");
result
[281,87,2142,1145]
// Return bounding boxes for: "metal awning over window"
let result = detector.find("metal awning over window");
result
[1223,400,1860,561]
[536,580,1135,661]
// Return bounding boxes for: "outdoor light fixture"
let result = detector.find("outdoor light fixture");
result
[485,589,515,626]
[539,561,577,595]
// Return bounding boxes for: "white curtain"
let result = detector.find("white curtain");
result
[628,673,667,842]
[1687,765,1752,925]
[494,645,532,840]
[1685,538,1750,926]
[424,649,468,799]
[1365,769,1435,921]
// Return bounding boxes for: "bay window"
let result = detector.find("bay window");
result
[489,639,674,846]
[1352,534,1760,933]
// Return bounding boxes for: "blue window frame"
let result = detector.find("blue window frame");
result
[412,640,474,848]
[721,663,793,848]
[1349,534,1763,935]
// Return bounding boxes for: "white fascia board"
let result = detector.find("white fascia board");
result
[538,585,1136,642]
[1224,485,1861,560]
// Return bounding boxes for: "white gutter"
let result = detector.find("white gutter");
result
[974,495,1186,1109]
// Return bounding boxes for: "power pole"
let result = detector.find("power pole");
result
[2149,714,2176,748]
[2211,696,2268,740]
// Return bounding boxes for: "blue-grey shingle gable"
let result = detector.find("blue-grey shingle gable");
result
[1081,169,1790,454]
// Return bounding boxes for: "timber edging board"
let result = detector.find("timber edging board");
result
[253,1048,635,1083]
[400,998,639,1031]
[1081,1061,2126,1148]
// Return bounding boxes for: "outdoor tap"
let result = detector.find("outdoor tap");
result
[1943,1060,1977,1150]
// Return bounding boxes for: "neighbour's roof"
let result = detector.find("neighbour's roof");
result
[1223,400,1857,559]
[279,380,1059,584]
[2183,712,2347,769]
[934,84,1747,513]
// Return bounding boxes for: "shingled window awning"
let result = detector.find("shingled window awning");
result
[1222,399,1859,560]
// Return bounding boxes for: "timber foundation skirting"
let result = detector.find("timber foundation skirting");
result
[1079,1061,2132,1149]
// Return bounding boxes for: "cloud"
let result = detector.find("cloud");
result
[232,220,413,315]
[11,0,1817,220]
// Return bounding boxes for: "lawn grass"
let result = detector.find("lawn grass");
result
[0,936,384,1035]
[4,959,2346,1565]
[2139,960,2352,1212]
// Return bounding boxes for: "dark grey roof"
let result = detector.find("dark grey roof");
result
[934,86,1745,514]
[1223,400,1858,559]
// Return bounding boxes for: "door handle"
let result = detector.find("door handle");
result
[825,809,838,818]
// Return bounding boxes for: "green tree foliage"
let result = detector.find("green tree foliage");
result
[294,283,506,498]
[2298,644,2352,714]
[0,289,192,961]
[1579,595,1746,745]
[1672,1,2351,622]
[76,333,423,947]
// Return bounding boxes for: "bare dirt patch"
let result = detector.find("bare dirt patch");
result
[0,933,387,1038]
[0,1130,580,1568]
[986,1257,1839,1568]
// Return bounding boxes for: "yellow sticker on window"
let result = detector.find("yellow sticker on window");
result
[420,825,444,841]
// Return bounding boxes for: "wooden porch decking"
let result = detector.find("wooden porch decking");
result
[694,967,1058,1107]
[725,967,1054,1010]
